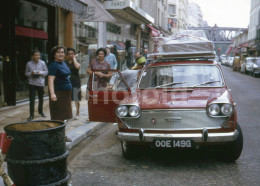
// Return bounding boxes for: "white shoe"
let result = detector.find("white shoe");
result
[74,115,80,120]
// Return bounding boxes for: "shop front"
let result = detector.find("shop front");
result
[104,0,154,51]
[0,0,88,106]
[72,0,116,85]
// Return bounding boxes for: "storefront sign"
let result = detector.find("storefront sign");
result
[104,0,129,9]
[107,23,121,34]
[41,0,87,16]
[104,0,154,24]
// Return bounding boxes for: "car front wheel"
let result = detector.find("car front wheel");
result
[121,141,137,159]
[219,124,243,161]
[252,71,257,78]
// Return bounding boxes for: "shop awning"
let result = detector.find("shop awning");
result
[243,42,249,47]
[79,0,116,22]
[41,0,87,16]
[109,41,126,50]
[147,25,160,37]
[41,0,115,22]
[225,45,233,55]
[104,0,154,24]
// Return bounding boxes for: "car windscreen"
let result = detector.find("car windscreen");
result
[247,58,255,63]
[138,65,224,89]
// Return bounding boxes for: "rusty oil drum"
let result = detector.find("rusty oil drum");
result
[4,120,70,186]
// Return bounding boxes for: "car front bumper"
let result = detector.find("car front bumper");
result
[118,130,239,143]
[253,70,260,74]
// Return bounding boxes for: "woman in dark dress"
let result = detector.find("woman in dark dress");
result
[66,48,81,119]
[48,46,73,121]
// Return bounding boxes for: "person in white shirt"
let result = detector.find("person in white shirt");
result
[25,50,48,121]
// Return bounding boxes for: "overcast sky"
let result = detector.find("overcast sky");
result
[191,0,251,28]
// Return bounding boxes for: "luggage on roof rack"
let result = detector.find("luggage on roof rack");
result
[149,30,216,60]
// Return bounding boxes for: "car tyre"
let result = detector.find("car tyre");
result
[252,71,256,78]
[219,124,243,162]
[121,141,137,159]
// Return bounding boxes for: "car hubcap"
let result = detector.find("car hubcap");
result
[122,141,127,152]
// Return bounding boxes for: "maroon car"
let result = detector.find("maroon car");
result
[88,57,243,161]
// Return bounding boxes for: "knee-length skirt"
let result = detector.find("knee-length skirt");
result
[49,90,72,121]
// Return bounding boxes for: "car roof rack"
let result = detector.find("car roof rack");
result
[148,52,216,64]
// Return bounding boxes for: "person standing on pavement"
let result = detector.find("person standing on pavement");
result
[131,52,146,70]
[87,48,112,90]
[105,47,118,70]
[25,50,48,121]
[143,48,148,59]
[48,46,73,121]
[66,48,81,120]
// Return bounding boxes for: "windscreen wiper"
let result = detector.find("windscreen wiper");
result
[194,80,221,87]
[155,81,187,89]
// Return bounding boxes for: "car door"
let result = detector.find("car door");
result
[241,59,246,72]
[88,70,131,123]
[246,59,253,72]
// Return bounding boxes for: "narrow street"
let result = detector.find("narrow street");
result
[68,66,260,186]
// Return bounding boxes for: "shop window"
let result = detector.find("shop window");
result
[168,4,177,15]
[15,0,50,101]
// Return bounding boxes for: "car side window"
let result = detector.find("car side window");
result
[92,71,128,91]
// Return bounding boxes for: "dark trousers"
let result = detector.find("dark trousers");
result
[29,85,44,116]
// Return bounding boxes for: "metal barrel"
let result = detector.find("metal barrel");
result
[4,120,70,186]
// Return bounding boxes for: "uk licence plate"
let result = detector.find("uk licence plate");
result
[154,139,194,148]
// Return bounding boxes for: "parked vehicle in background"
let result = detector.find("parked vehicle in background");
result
[220,54,227,65]
[240,57,255,74]
[227,57,234,67]
[214,56,220,63]
[250,57,260,77]
[233,56,241,71]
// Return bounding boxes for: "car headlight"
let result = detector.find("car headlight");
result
[221,103,233,116]
[117,106,128,117]
[129,106,140,117]
[208,104,220,116]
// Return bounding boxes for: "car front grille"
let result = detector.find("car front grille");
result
[121,109,227,130]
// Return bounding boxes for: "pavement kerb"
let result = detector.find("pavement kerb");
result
[66,122,106,150]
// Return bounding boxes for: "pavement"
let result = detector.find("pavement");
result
[68,66,260,186]
[0,85,105,150]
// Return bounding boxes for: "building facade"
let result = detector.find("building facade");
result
[233,30,249,58]
[187,1,204,27]
[248,0,260,56]
[167,0,188,34]
[140,0,168,31]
